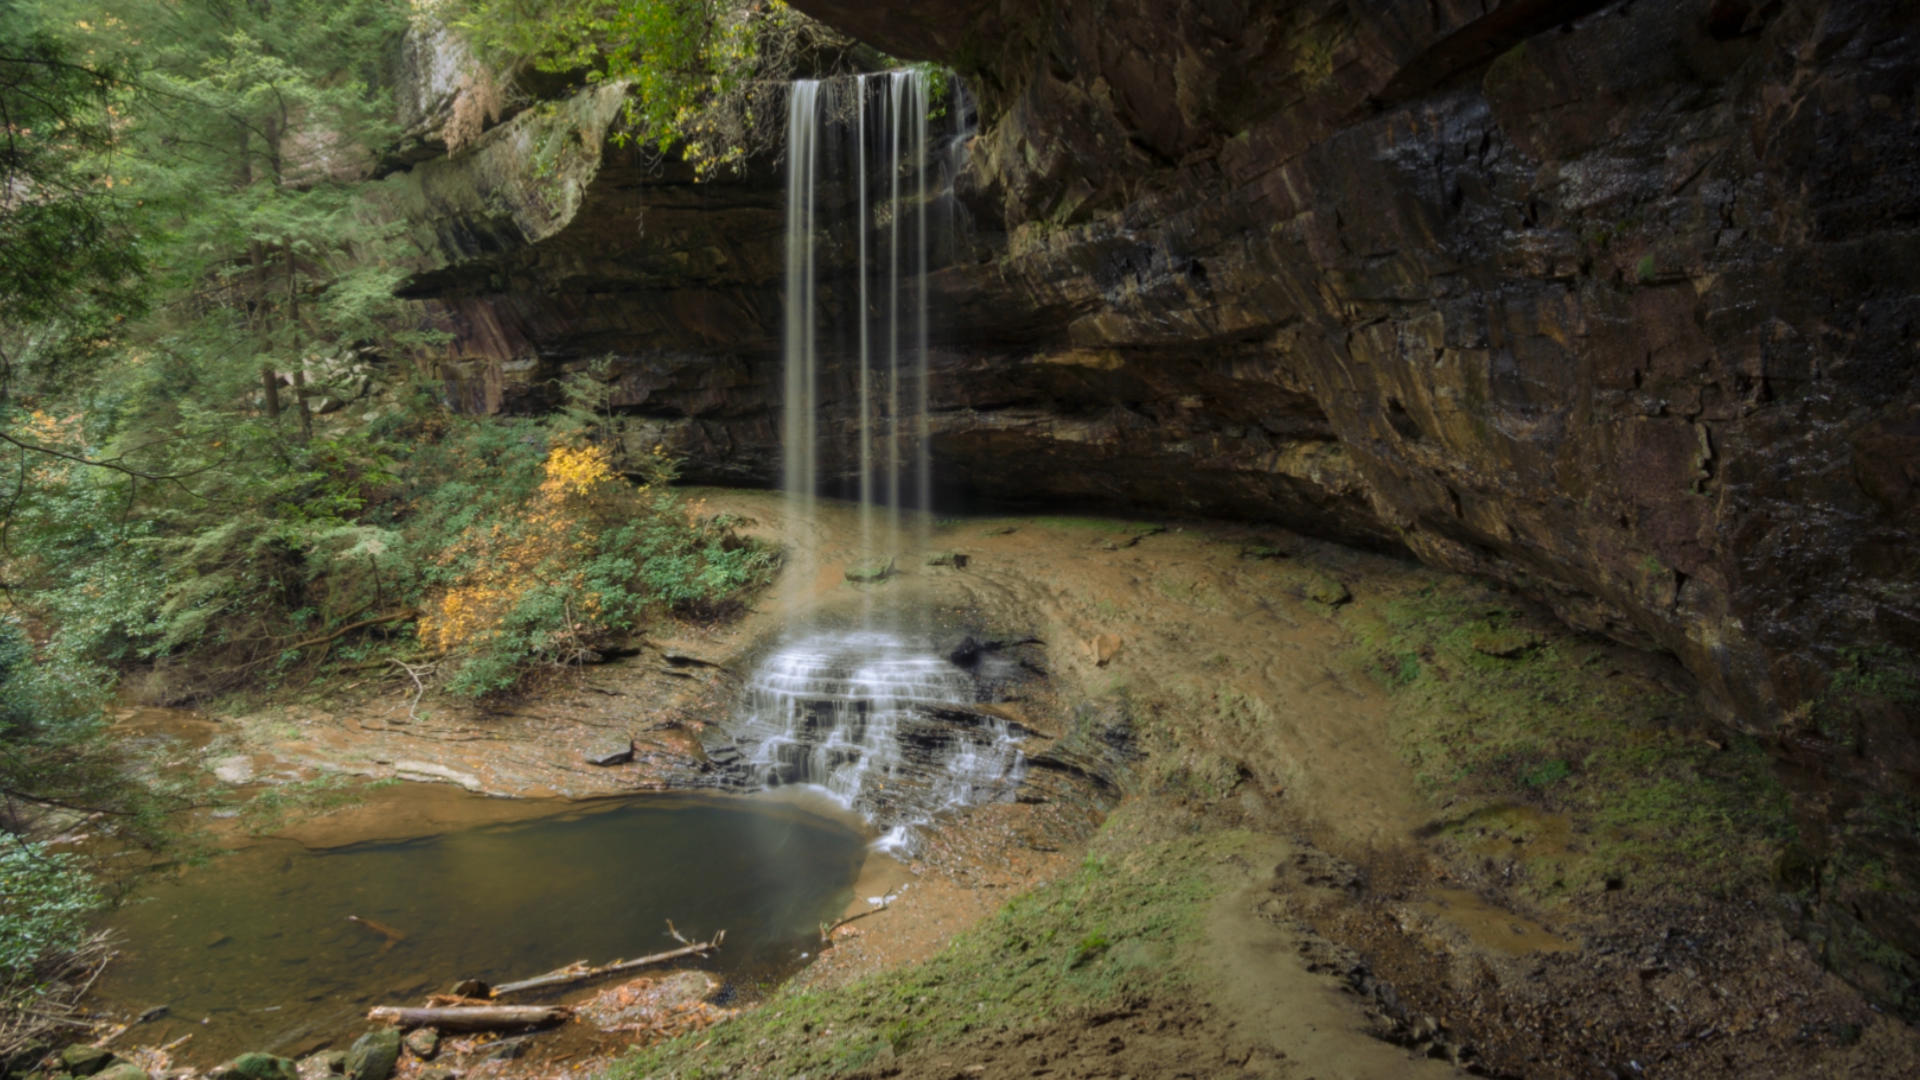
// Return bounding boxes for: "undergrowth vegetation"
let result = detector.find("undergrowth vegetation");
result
[1339,577,1795,901]
[3,377,774,703]
[613,819,1258,1079]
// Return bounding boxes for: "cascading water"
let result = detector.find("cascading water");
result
[732,72,1014,850]
[731,632,1026,836]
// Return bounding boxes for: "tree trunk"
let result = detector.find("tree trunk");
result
[285,240,311,443]
[250,242,280,420]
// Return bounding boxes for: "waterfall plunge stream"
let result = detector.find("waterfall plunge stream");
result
[732,73,1019,850]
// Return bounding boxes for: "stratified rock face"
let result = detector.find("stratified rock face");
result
[385,0,1920,1011]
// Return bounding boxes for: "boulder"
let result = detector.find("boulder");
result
[346,1029,402,1080]
[94,1065,148,1080]
[924,551,969,568]
[584,741,635,767]
[403,1029,439,1061]
[226,1054,297,1080]
[61,1046,112,1077]
[844,556,895,583]
[295,1051,347,1080]
[1303,573,1351,607]
[944,636,982,667]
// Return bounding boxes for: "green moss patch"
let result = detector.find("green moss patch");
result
[606,820,1263,1079]
[1338,578,1794,900]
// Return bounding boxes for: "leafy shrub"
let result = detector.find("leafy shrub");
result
[0,618,188,849]
[0,839,104,977]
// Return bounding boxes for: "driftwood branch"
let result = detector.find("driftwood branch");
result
[490,932,726,997]
[389,659,434,721]
[366,1005,570,1031]
[348,915,407,957]
[819,887,904,942]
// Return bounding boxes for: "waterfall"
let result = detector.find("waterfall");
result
[781,79,822,580]
[740,72,1015,848]
[780,71,935,574]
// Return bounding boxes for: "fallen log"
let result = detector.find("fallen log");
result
[490,932,725,997]
[366,1005,570,1031]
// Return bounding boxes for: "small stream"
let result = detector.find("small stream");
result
[92,791,866,1063]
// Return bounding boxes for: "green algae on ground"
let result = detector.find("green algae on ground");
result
[1335,576,1794,900]
[234,774,399,835]
[1014,517,1165,536]
[606,819,1266,1079]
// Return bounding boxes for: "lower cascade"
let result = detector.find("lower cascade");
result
[731,632,1027,846]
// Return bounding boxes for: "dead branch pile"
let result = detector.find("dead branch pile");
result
[575,975,737,1044]
[0,932,116,1066]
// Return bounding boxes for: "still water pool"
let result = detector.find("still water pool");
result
[93,789,868,1062]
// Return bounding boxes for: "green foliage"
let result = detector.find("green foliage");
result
[1811,645,1920,749]
[1068,931,1111,968]
[5,372,771,703]
[0,837,103,977]
[430,0,805,177]
[1522,759,1570,788]
[0,617,191,853]
[0,0,148,376]
[397,399,775,697]
[429,0,942,179]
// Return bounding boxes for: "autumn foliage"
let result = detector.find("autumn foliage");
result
[410,434,770,696]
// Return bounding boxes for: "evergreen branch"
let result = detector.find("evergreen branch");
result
[0,430,224,491]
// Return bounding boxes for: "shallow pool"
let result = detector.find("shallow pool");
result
[93,789,867,1062]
